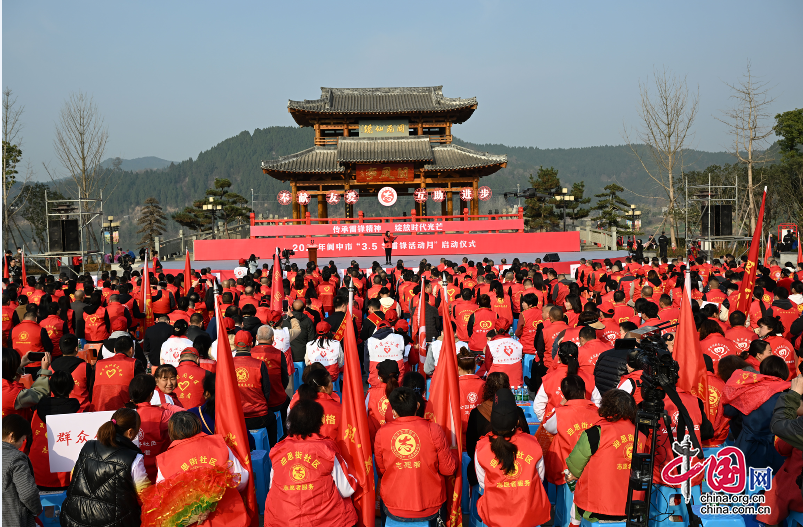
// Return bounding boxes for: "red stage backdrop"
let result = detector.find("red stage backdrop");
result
[194,231,581,260]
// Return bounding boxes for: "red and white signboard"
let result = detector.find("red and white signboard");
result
[431,189,446,202]
[413,188,428,203]
[345,189,359,204]
[479,186,492,201]
[460,188,473,201]
[277,190,292,205]
[378,187,397,207]
[297,191,311,205]
[47,410,115,472]
[325,191,340,205]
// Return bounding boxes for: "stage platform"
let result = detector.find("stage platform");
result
[155,249,630,279]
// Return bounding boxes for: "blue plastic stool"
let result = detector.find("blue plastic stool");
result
[649,484,702,527]
[554,483,574,527]
[512,316,519,334]
[251,449,272,515]
[691,504,746,527]
[523,354,536,379]
[292,361,305,393]
[701,445,723,494]
[332,375,342,398]
[385,518,430,527]
[274,411,284,442]
[249,428,268,451]
[787,510,803,527]
[39,491,67,526]
[426,378,432,398]
[468,484,487,527]
[581,519,625,527]
[461,452,471,513]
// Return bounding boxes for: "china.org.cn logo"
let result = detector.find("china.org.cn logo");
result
[660,434,772,504]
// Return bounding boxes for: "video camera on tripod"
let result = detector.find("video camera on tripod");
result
[280,248,294,266]
[621,320,704,527]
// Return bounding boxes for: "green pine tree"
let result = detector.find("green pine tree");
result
[567,181,591,223]
[137,197,168,250]
[592,183,630,231]
[523,166,562,231]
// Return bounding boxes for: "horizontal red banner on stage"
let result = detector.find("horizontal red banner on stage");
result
[249,218,524,237]
[194,231,580,261]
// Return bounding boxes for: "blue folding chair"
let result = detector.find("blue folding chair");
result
[332,374,342,398]
[293,361,305,393]
[39,491,67,527]
[426,378,432,398]
[274,411,284,442]
[649,484,702,527]
[554,483,574,527]
[468,484,487,527]
[251,449,272,515]
[523,354,536,380]
[249,428,268,451]
[691,504,746,527]
[787,510,803,527]
[461,452,471,513]
[581,519,625,527]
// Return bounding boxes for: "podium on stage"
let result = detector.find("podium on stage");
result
[307,239,318,265]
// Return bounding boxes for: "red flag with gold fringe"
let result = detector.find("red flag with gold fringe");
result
[142,250,155,331]
[735,188,767,314]
[270,248,283,312]
[336,304,376,527]
[213,294,259,526]
[675,272,711,418]
[428,284,463,527]
[183,249,192,297]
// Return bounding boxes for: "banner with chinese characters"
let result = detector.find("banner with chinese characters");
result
[358,119,409,137]
[250,218,524,237]
[356,163,414,183]
[47,410,115,472]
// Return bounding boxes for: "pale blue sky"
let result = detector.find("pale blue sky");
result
[3,0,802,179]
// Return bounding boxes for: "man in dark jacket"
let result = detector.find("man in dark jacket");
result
[282,300,315,363]
[143,314,174,367]
[52,334,95,400]
[186,313,206,343]
[2,415,42,527]
[241,304,262,339]
[771,376,803,501]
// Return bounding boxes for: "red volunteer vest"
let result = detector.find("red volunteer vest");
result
[367,333,406,387]
[540,365,595,421]
[12,320,45,358]
[91,353,137,412]
[251,345,288,407]
[618,370,644,405]
[574,419,646,516]
[288,392,342,442]
[151,290,171,315]
[653,390,703,487]
[83,307,109,342]
[2,379,32,420]
[2,305,14,344]
[545,399,600,484]
[106,302,127,324]
[475,431,551,527]
[232,355,269,418]
[542,321,570,369]
[366,384,391,443]
[69,361,91,410]
[199,358,217,374]
[452,300,478,342]
[703,372,729,447]
[766,335,796,379]
[486,337,523,387]
[174,361,208,408]
[518,307,542,355]
[578,339,609,371]
[304,340,342,383]
[157,434,247,527]
[136,402,170,482]
[724,326,758,354]
[490,293,513,323]
[700,334,737,373]
[468,308,497,352]
[458,374,485,450]
[265,434,356,527]
[40,315,65,358]
[30,412,72,488]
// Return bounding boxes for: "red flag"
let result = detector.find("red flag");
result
[142,250,155,331]
[797,229,802,265]
[764,233,772,267]
[20,248,26,285]
[270,248,283,312]
[213,294,259,526]
[3,254,8,280]
[183,249,192,297]
[735,189,767,314]
[336,302,376,527]
[428,281,463,527]
[416,283,426,355]
[675,272,711,418]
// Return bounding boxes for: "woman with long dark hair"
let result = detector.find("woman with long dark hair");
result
[291,366,341,441]
[57,295,75,333]
[474,389,551,527]
[61,408,149,527]
[188,372,216,434]
[533,342,599,423]
[366,359,399,442]
[383,230,397,266]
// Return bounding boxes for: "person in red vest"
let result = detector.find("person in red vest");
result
[150,412,249,527]
[30,370,79,490]
[91,336,145,412]
[264,399,357,527]
[51,334,94,411]
[768,287,800,340]
[251,325,291,428]
[725,310,758,355]
[533,342,600,423]
[467,294,498,354]
[124,374,178,482]
[316,268,336,315]
[151,281,175,317]
[565,389,646,522]
[514,293,541,356]
[699,319,737,373]
[232,330,278,446]
[383,230,397,265]
[366,359,399,443]
[12,310,54,374]
[538,306,570,370]
[577,325,609,372]
[40,302,69,359]
[478,317,524,387]
[289,366,341,442]
[474,388,551,527]
[2,348,51,420]
[80,291,110,344]
[758,315,797,379]
[375,386,457,523]
[457,350,484,451]
[172,347,209,409]
[452,289,478,342]
[153,364,182,407]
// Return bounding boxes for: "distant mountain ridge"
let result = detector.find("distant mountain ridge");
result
[100,156,173,172]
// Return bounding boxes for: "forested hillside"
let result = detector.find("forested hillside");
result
[52,126,738,246]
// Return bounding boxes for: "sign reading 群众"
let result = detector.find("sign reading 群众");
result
[47,410,115,472]
[358,120,409,137]
[356,163,415,183]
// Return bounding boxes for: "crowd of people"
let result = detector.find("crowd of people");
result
[3,250,803,527]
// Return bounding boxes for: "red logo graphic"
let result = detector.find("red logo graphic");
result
[378,187,397,207]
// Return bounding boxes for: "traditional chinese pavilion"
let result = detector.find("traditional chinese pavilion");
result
[261,86,507,220]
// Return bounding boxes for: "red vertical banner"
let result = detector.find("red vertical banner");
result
[183,249,192,297]
[417,284,426,356]
[270,249,283,312]
[20,248,26,285]
[428,282,463,527]
[142,250,155,332]
[675,272,711,418]
[3,255,8,279]
[764,233,772,267]
[336,304,376,527]
[798,230,802,264]
[213,295,259,526]
[735,189,767,314]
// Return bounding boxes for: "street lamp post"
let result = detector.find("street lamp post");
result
[629,204,641,252]
[554,188,575,232]
[102,215,120,272]
[203,197,223,239]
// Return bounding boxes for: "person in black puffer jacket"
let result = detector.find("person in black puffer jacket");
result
[60,408,148,527]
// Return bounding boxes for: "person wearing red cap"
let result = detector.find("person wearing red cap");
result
[251,325,291,429]
[477,317,524,387]
[366,318,407,387]
[173,346,210,409]
[231,329,278,446]
[305,321,344,383]
[233,258,248,280]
